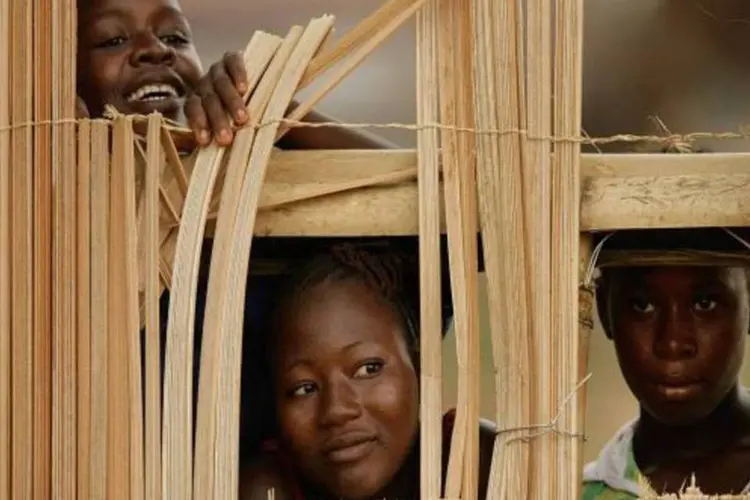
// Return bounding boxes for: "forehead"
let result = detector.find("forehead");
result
[276,279,406,360]
[80,0,184,23]
[608,266,745,291]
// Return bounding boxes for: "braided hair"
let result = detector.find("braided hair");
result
[265,241,421,365]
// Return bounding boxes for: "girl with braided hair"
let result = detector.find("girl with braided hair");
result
[240,242,496,500]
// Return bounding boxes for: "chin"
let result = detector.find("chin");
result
[644,400,716,426]
[328,469,386,500]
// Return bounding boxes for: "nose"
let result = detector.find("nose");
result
[319,377,361,428]
[653,304,698,360]
[130,32,176,67]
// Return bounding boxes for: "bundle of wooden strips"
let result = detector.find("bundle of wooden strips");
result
[159,3,430,499]
[0,0,78,497]
[0,0,10,495]
[466,0,585,496]
[416,0,443,498]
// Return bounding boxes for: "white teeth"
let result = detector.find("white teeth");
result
[126,84,179,102]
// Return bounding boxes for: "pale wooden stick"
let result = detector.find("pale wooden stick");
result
[208,38,283,211]
[124,117,145,500]
[55,0,80,493]
[162,29,279,500]
[193,30,284,500]
[416,1,443,498]
[473,0,532,496]
[135,139,181,225]
[90,120,110,500]
[109,118,133,500]
[10,0,34,495]
[77,119,93,500]
[299,0,425,88]
[34,0,53,496]
[0,0,10,493]
[552,0,584,495]
[277,0,425,141]
[522,0,554,495]
[161,126,189,198]
[436,0,480,496]
[207,166,417,219]
[213,17,333,499]
[577,233,594,486]
[145,113,163,500]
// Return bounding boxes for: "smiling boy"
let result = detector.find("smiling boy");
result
[76,0,394,150]
[582,228,750,498]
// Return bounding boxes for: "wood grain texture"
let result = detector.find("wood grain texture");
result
[0,0,10,494]
[200,150,750,236]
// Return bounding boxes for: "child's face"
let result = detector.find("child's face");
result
[273,279,419,499]
[77,0,203,122]
[605,266,749,425]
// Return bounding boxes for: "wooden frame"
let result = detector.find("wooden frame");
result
[185,149,750,236]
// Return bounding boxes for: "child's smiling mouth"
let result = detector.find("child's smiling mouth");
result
[127,83,180,103]
[122,72,187,115]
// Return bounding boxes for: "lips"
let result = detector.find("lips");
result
[322,432,377,465]
[652,377,705,400]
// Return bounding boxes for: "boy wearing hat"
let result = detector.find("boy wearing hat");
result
[582,228,750,498]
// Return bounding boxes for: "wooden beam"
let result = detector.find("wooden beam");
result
[215,149,750,236]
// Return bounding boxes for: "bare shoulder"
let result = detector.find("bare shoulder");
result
[239,457,293,500]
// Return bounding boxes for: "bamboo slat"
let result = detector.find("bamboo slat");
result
[51,0,79,497]
[0,0,10,494]
[77,119,92,500]
[10,0,34,496]
[416,0,443,498]
[577,233,595,485]
[551,0,584,495]
[209,18,334,498]
[279,1,426,141]
[123,118,145,500]
[108,118,134,500]
[193,30,284,500]
[34,0,53,495]
[145,114,163,500]
[523,0,555,493]
[89,120,110,500]
[473,0,531,496]
[436,0,480,497]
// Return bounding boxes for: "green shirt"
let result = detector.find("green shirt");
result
[581,420,642,500]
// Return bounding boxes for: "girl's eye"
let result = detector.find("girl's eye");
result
[290,382,317,398]
[95,36,128,49]
[693,297,718,313]
[630,297,655,315]
[354,361,384,378]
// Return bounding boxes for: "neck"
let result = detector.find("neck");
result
[633,385,750,467]
[371,439,419,500]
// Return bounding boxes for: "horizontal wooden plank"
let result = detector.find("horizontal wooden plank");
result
[237,149,750,235]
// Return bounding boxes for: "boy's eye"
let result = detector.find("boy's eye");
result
[693,297,718,313]
[354,361,384,378]
[95,36,128,49]
[630,297,655,314]
[290,382,317,398]
[159,32,190,46]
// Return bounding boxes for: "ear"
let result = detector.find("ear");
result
[595,274,614,340]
